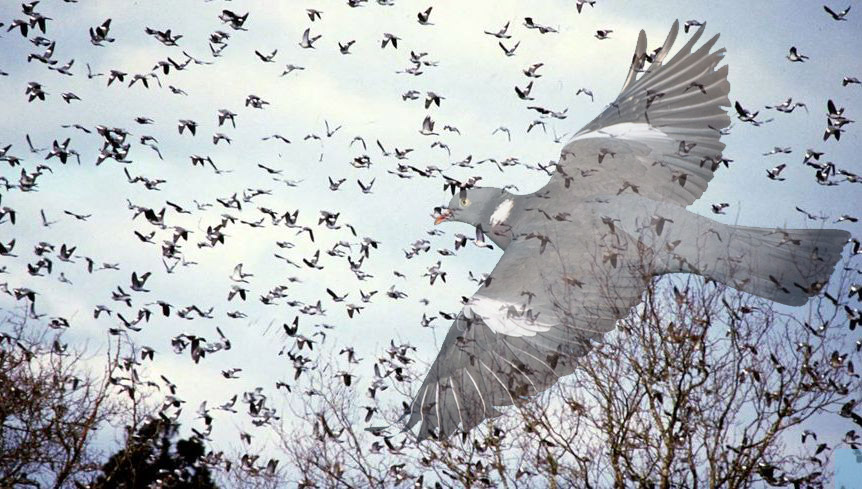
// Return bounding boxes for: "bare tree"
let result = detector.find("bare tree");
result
[231,253,862,488]
[0,307,125,488]
[517,272,859,488]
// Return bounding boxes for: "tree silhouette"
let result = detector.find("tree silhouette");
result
[94,418,219,489]
[0,309,123,489]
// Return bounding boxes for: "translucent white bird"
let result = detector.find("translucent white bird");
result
[407,20,850,440]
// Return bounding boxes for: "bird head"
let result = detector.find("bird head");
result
[434,186,510,227]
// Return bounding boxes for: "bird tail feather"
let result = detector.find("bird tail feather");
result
[695,225,849,306]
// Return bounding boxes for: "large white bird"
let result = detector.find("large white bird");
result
[406,20,850,440]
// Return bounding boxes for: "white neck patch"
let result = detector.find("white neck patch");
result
[489,199,514,227]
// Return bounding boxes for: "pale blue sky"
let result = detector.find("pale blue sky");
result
[0,0,859,475]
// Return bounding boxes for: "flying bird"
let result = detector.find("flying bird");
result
[484,22,512,39]
[683,20,704,33]
[498,41,520,57]
[786,46,809,63]
[576,0,597,13]
[594,29,613,40]
[823,5,851,21]
[299,28,321,49]
[406,20,850,441]
[417,7,433,25]
[254,49,277,62]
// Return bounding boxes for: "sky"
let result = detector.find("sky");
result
[0,0,860,478]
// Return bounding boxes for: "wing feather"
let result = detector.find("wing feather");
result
[620,29,647,93]
[546,20,731,206]
[407,223,648,439]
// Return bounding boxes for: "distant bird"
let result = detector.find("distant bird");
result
[303,250,324,270]
[484,22,512,39]
[493,127,511,141]
[762,146,792,156]
[767,164,787,181]
[515,81,534,100]
[40,209,57,227]
[711,202,730,214]
[262,134,291,144]
[217,109,237,128]
[824,99,851,140]
[246,94,269,108]
[425,92,443,108]
[417,7,433,25]
[826,99,851,125]
[46,138,79,164]
[230,263,253,283]
[218,9,249,30]
[523,63,544,78]
[86,63,103,79]
[498,41,520,56]
[145,27,182,46]
[89,19,114,45]
[734,101,772,125]
[683,19,704,33]
[228,285,247,302]
[594,29,613,40]
[0,239,16,257]
[357,178,375,194]
[576,88,594,101]
[381,33,400,49]
[575,0,597,14]
[823,5,851,21]
[27,42,56,65]
[107,70,127,86]
[325,120,342,137]
[212,133,231,145]
[255,49,277,62]
[177,119,197,135]
[339,40,356,54]
[766,97,807,114]
[328,177,347,191]
[281,64,305,76]
[795,206,827,221]
[25,81,47,102]
[786,46,809,63]
[419,115,437,135]
[327,288,348,302]
[299,28,321,49]
[523,17,557,34]
[26,134,46,153]
[130,272,151,292]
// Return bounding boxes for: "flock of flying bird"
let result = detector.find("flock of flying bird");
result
[0,0,861,479]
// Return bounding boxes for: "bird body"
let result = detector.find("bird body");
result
[408,20,850,440]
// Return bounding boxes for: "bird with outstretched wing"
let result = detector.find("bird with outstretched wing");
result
[407,20,850,440]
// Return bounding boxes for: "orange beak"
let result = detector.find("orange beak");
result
[434,209,452,225]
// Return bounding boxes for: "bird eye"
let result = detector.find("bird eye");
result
[460,198,470,207]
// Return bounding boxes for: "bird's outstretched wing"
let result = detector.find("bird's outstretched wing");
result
[406,220,649,439]
[543,20,731,206]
